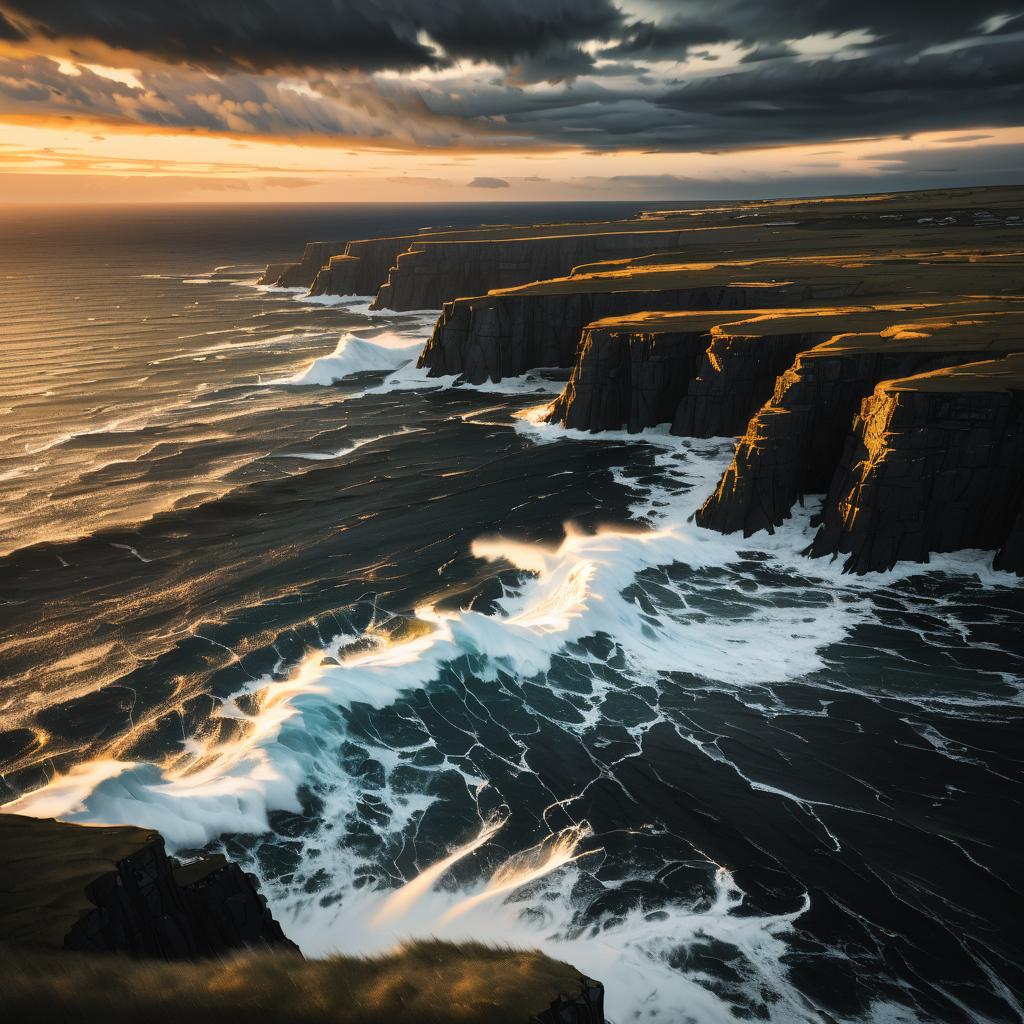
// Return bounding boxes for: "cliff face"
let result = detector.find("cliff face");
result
[0,813,298,960]
[673,329,831,437]
[546,327,709,433]
[419,281,850,385]
[807,356,1024,573]
[545,311,838,437]
[309,237,416,297]
[695,322,1024,537]
[369,231,693,312]
[259,241,346,289]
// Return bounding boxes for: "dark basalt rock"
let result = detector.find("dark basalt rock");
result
[260,241,346,289]
[529,978,605,1024]
[807,357,1024,573]
[546,326,709,433]
[994,501,1024,574]
[309,236,415,297]
[370,231,694,312]
[420,281,849,385]
[0,813,298,961]
[696,334,1024,537]
[673,330,831,437]
[65,838,300,960]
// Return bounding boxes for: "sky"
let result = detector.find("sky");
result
[0,1,1022,203]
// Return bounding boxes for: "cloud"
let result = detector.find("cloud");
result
[0,9,23,39]
[0,1,623,81]
[1,0,1022,158]
[468,176,510,188]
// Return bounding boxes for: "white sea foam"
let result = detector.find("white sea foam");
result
[269,427,424,461]
[7,376,1020,1022]
[274,331,424,385]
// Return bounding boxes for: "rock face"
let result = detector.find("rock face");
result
[807,356,1024,573]
[420,281,851,385]
[530,978,606,1024]
[370,230,695,312]
[0,813,298,960]
[259,241,345,289]
[65,840,300,959]
[673,328,832,437]
[546,325,708,433]
[309,236,417,297]
[695,318,1024,537]
[545,310,842,436]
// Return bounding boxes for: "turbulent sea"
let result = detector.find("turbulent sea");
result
[1,203,1023,1023]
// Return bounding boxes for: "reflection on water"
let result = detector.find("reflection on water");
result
[1,205,1022,1024]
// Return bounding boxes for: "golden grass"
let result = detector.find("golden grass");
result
[0,940,588,1024]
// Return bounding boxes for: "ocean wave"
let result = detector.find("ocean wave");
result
[7,380,1021,1023]
[272,331,424,385]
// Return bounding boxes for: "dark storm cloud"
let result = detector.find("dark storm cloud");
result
[2,0,1022,155]
[739,42,799,64]
[612,0,1023,55]
[0,0,622,80]
[0,10,23,39]
[651,41,1024,148]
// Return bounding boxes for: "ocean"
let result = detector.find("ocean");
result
[1,203,1021,1023]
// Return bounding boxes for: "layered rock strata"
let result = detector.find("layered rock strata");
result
[696,314,1024,537]
[370,230,696,312]
[807,355,1024,573]
[309,236,418,297]
[419,280,859,385]
[545,324,711,433]
[418,253,1024,385]
[0,813,298,960]
[544,309,884,435]
[258,241,345,288]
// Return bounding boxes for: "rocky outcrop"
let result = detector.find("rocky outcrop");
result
[307,254,361,297]
[420,280,856,385]
[995,502,1024,573]
[545,310,845,436]
[369,230,695,312]
[695,316,1024,537]
[259,241,346,289]
[807,355,1024,573]
[0,813,298,960]
[546,325,709,433]
[309,236,417,297]
[673,327,832,437]
[530,978,605,1024]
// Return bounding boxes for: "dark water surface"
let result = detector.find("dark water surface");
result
[0,204,1021,1023]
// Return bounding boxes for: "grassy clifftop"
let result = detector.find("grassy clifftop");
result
[0,940,592,1024]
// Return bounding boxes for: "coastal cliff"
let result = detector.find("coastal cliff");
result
[418,279,853,384]
[0,812,296,958]
[0,813,607,1023]
[369,230,695,312]
[258,241,345,289]
[544,309,863,435]
[309,236,417,297]
[545,323,709,433]
[806,355,1024,573]
[695,314,1024,538]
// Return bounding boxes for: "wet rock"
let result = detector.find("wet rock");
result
[530,978,606,1024]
